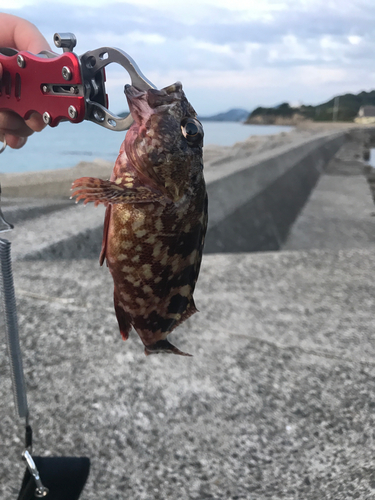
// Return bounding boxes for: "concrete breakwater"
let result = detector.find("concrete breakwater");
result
[205,130,346,253]
[0,128,357,260]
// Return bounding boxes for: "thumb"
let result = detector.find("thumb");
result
[0,62,3,80]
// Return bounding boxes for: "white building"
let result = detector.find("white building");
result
[355,105,375,123]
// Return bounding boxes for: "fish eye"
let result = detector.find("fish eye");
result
[181,118,203,145]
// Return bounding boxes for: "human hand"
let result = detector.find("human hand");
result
[0,14,51,149]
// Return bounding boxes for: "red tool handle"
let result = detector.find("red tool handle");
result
[0,50,85,127]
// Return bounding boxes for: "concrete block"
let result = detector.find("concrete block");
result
[205,131,346,252]
[2,130,347,261]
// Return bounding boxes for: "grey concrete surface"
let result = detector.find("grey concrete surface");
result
[364,164,375,205]
[284,135,375,251]
[205,131,346,253]
[283,175,375,250]
[1,129,347,260]
[0,160,113,199]
[1,127,375,499]
[4,202,105,261]
[2,197,71,225]
[1,250,375,499]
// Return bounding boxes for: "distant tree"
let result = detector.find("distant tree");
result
[248,90,375,122]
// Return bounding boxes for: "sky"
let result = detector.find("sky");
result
[1,0,375,115]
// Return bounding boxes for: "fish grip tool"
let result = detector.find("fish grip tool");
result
[0,206,90,499]
[0,32,156,137]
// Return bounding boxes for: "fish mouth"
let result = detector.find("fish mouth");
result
[124,84,150,125]
[124,82,184,124]
[124,84,145,99]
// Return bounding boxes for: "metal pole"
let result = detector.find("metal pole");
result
[0,238,29,421]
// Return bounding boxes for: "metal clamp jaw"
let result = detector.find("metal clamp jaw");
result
[79,45,156,131]
[52,32,156,131]
[0,32,156,131]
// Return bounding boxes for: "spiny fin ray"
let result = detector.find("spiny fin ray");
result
[71,177,165,206]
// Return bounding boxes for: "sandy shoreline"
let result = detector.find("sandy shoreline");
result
[0,122,371,199]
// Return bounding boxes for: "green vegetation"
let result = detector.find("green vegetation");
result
[248,90,375,122]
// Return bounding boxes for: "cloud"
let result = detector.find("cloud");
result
[2,0,375,113]
[10,1,372,68]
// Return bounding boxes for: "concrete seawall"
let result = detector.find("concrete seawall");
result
[2,130,347,260]
[204,130,346,253]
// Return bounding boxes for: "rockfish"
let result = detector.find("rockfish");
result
[72,82,207,356]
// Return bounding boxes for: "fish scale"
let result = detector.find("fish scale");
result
[72,82,207,356]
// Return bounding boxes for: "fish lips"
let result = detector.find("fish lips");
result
[124,84,144,99]
[124,82,184,125]
[124,84,150,126]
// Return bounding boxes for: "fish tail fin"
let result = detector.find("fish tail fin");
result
[144,339,192,357]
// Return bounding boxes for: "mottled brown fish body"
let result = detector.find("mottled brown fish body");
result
[107,188,206,351]
[72,82,207,356]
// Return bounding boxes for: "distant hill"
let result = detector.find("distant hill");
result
[246,90,375,124]
[199,108,250,122]
[118,108,249,123]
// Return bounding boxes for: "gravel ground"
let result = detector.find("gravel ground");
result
[1,250,375,499]
[1,124,375,499]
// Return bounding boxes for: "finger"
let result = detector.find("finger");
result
[0,14,50,53]
[0,110,34,137]
[25,112,47,133]
[4,134,27,149]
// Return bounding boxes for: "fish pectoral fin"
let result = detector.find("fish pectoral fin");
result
[71,177,165,206]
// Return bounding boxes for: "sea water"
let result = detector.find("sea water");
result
[0,121,292,174]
